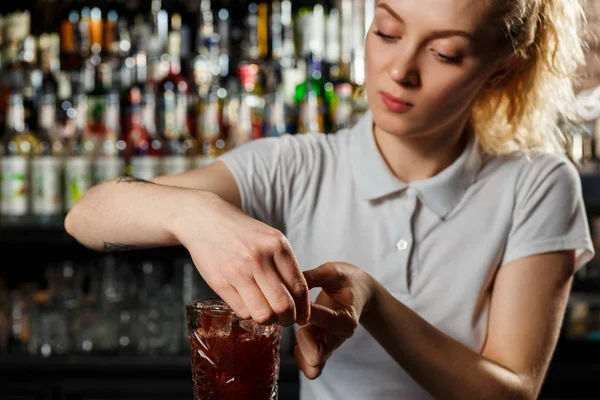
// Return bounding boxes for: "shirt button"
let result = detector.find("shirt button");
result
[396,239,409,251]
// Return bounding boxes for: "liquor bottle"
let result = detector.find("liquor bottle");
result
[55,72,73,142]
[196,76,226,162]
[264,69,288,138]
[88,7,103,57]
[325,8,342,82]
[331,82,354,132]
[127,87,161,181]
[233,5,268,144]
[295,53,334,134]
[217,7,230,79]
[270,1,284,64]
[84,63,111,158]
[257,2,269,60]
[39,33,61,97]
[31,94,63,217]
[64,92,92,211]
[59,10,82,73]
[102,10,122,81]
[0,94,40,218]
[93,93,124,184]
[21,36,42,135]
[157,13,196,175]
[142,89,163,158]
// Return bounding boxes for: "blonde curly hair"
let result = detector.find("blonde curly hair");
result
[471,0,587,155]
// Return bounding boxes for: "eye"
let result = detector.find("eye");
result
[435,53,464,64]
[374,30,398,43]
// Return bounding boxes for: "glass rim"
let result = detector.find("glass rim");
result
[186,298,233,312]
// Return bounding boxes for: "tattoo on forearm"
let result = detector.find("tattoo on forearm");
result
[116,176,154,184]
[103,242,145,252]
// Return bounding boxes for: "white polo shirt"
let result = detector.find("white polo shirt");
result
[219,111,594,400]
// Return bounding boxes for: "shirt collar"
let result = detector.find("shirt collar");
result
[348,111,483,219]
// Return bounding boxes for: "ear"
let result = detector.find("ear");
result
[485,55,517,91]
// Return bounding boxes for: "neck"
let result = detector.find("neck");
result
[373,119,470,183]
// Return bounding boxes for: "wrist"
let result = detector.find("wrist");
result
[166,189,221,247]
[360,272,379,323]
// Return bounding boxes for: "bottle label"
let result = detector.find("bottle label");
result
[162,155,188,175]
[0,156,28,216]
[131,157,161,181]
[65,157,92,210]
[32,156,62,215]
[94,157,124,184]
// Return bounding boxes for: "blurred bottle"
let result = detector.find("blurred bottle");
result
[1,94,40,218]
[39,33,61,97]
[93,93,124,183]
[64,92,92,211]
[126,86,160,180]
[264,70,288,138]
[157,13,196,175]
[196,76,227,162]
[21,35,43,135]
[84,62,111,156]
[31,94,64,217]
[295,53,333,134]
[60,9,82,73]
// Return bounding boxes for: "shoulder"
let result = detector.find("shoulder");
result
[482,150,581,201]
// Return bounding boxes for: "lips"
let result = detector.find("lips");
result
[380,91,414,113]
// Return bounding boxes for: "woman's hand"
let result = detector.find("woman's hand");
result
[175,192,310,327]
[295,262,375,379]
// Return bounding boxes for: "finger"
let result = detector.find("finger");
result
[253,263,296,327]
[273,244,310,325]
[304,262,345,291]
[294,345,323,380]
[296,324,328,368]
[217,284,251,320]
[308,303,355,337]
[232,275,276,325]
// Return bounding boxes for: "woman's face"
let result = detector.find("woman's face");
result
[366,0,504,139]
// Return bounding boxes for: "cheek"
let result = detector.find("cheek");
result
[365,36,389,94]
[421,68,485,113]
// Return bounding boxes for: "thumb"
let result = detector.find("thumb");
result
[304,262,346,291]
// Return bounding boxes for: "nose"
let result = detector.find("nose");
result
[388,53,421,88]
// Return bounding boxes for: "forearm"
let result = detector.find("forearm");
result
[64,176,209,252]
[361,281,532,400]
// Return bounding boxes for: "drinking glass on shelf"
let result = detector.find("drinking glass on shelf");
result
[186,299,282,400]
[29,290,71,357]
[10,284,37,353]
[135,260,179,355]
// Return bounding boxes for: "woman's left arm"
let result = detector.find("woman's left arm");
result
[361,250,574,400]
[298,251,574,400]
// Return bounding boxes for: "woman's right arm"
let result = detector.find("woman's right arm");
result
[64,161,241,251]
[64,161,310,327]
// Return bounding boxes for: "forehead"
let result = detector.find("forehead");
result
[376,0,495,34]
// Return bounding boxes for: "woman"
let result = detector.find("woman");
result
[65,0,594,399]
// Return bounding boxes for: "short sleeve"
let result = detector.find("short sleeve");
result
[217,134,319,232]
[502,155,595,271]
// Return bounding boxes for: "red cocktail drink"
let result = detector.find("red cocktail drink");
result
[186,299,282,400]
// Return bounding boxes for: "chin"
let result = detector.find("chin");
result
[371,107,425,138]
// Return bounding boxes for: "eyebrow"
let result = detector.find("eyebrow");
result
[376,3,475,41]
